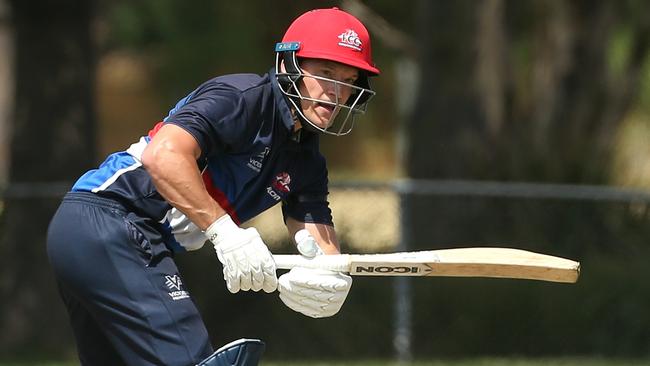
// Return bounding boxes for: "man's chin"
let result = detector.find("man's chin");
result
[304,114,331,130]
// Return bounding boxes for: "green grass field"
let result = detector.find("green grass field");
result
[4,359,649,366]
[263,359,650,366]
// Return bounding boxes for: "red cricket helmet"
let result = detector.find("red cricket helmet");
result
[281,7,380,75]
[274,8,380,136]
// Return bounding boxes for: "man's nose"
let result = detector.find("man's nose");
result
[325,82,342,102]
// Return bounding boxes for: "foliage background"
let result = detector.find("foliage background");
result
[1,0,650,363]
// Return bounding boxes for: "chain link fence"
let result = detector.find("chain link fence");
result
[247,179,650,360]
[2,179,650,360]
[249,181,399,253]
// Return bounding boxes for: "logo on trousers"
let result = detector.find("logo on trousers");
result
[165,275,190,300]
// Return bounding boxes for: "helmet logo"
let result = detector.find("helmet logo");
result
[337,29,362,51]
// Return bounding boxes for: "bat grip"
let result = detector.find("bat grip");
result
[272,254,351,273]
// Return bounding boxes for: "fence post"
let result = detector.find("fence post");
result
[394,54,420,363]
[394,189,413,363]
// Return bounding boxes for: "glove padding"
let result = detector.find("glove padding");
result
[207,216,277,293]
[295,229,324,258]
[278,267,352,318]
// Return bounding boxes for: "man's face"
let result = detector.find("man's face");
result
[296,59,359,130]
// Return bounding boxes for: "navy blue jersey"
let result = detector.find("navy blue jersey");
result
[72,70,332,252]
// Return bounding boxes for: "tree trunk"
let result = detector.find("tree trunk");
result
[405,0,485,180]
[0,0,11,184]
[0,0,95,357]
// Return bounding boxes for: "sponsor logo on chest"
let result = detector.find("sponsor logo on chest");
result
[266,172,291,201]
[247,147,270,172]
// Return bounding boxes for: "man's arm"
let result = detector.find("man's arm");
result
[142,123,277,293]
[285,217,340,254]
[141,123,225,230]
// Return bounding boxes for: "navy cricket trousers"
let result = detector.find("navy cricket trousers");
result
[46,192,213,366]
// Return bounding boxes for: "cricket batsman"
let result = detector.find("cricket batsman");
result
[46,7,380,366]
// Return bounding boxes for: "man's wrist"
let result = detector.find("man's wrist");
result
[205,214,238,243]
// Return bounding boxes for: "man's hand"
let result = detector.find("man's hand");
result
[278,229,351,318]
[206,215,277,293]
[278,267,352,318]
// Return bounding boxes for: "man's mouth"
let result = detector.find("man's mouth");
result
[317,102,335,113]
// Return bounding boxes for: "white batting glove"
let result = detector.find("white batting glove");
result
[278,267,352,318]
[278,230,352,318]
[294,229,324,258]
[205,215,278,293]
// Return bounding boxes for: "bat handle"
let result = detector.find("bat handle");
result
[272,254,351,273]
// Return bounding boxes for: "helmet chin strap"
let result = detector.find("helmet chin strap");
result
[289,105,320,135]
[276,51,309,128]
[277,53,330,134]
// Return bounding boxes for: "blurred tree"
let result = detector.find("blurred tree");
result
[0,0,96,358]
[0,0,10,185]
[400,0,650,357]
[399,0,650,246]
[2,0,646,359]
[405,0,650,183]
[102,0,331,103]
[402,0,650,251]
[97,0,402,178]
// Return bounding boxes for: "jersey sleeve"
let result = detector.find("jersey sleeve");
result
[163,82,254,158]
[282,145,333,226]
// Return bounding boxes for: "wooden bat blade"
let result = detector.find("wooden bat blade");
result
[273,247,580,283]
[349,248,580,283]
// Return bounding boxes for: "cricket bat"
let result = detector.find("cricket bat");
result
[273,247,580,283]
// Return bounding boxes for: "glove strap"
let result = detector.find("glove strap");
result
[205,214,238,243]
